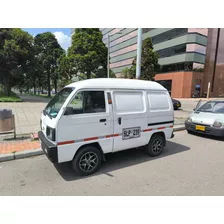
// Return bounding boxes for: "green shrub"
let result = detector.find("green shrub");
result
[0,90,22,102]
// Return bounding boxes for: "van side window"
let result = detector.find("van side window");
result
[147,92,170,111]
[65,91,106,115]
[113,91,144,113]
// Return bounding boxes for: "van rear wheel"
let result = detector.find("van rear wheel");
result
[72,146,102,176]
[146,134,165,157]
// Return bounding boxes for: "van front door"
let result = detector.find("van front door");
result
[112,90,148,152]
[57,90,113,163]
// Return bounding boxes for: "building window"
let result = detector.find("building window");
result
[156,80,172,94]
[151,28,188,45]
[160,62,193,73]
[142,28,154,34]
[157,44,186,58]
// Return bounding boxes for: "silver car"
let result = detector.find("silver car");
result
[185,100,224,137]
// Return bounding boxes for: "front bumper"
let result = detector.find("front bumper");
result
[185,121,224,137]
[38,131,58,163]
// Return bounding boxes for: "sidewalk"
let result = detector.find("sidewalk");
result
[0,138,40,154]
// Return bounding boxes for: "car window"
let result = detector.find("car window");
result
[197,101,224,114]
[65,91,106,115]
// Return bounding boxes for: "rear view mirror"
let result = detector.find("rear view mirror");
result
[193,108,196,111]
[64,107,73,115]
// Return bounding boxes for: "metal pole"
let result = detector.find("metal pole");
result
[207,82,211,99]
[136,28,142,79]
[107,35,110,78]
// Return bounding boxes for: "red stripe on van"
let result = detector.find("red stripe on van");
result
[158,127,165,130]
[84,137,98,141]
[143,129,153,132]
[170,125,173,128]
[106,135,111,138]
[112,134,119,137]
[58,140,75,146]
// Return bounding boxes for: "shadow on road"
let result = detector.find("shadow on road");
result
[188,132,224,142]
[54,141,190,182]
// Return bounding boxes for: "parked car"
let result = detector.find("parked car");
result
[38,78,174,176]
[172,98,181,110]
[185,100,224,137]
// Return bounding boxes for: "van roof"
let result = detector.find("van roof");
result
[66,78,166,91]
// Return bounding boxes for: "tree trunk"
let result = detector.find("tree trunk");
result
[3,74,11,96]
[86,72,91,79]
[54,80,57,94]
[47,73,51,97]
[33,78,36,95]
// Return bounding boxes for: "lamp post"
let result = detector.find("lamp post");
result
[136,28,142,79]
[107,31,123,78]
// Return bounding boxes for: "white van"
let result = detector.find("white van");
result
[38,78,174,176]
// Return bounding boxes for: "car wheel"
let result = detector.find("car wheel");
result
[187,130,193,134]
[146,134,165,157]
[72,146,102,176]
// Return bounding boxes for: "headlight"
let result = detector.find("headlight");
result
[186,117,192,123]
[46,126,56,141]
[213,121,223,128]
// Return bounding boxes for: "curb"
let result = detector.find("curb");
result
[173,126,185,132]
[0,148,43,163]
[0,126,186,163]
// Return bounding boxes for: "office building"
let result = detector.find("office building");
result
[101,28,208,98]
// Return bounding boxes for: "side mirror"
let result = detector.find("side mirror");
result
[193,108,196,111]
[64,107,73,115]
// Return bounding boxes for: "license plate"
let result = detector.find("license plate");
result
[196,125,205,131]
[122,127,141,140]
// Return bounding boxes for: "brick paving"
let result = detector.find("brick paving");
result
[0,139,40,154]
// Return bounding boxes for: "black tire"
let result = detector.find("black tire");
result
[187,130,193,134]
[146,134,165,157]
[72,146,102,176]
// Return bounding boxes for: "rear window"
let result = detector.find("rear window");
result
[147,92,170,111]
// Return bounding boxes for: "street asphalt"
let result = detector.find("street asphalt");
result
[0,130,224,196]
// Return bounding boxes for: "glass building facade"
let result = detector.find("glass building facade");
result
[100,28,208,76]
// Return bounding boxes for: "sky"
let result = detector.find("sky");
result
[22,28,71,51]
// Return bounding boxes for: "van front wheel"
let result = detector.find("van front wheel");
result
[72,146,102,176]
[146,134,165,157]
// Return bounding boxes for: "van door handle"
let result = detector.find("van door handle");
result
[118,117,121,125]
[100,119,106,122]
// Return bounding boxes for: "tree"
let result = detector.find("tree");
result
[110,69,116,78]
[68,28,107,79]
[120,67,134,79]
[34,32,64,97]
[129,37,160,80]
[0,28,34,96]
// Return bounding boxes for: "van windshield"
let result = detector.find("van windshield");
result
[44,87,74,118]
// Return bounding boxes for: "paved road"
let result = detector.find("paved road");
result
[1,131,224,195]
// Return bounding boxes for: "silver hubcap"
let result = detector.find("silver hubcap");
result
[152,138,163,154]
[79,152,98,172]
